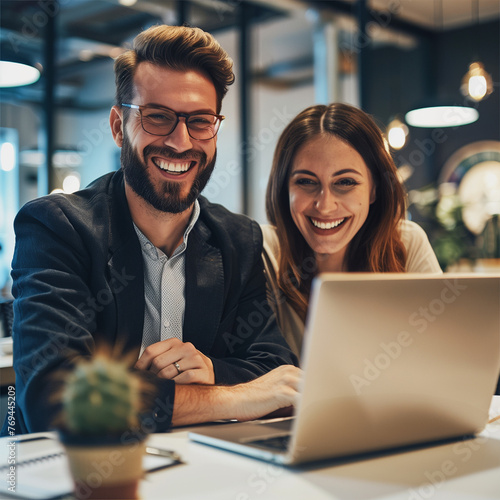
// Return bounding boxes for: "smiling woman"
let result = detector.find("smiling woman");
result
[287,134,376,273]
[263,103,443,357]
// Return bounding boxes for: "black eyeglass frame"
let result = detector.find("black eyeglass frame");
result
[121,103,225,141]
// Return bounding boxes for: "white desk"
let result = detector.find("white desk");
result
[0,354,14,386]
[1,398,499,500]
[0,339,14,387]
[140,396,500,500]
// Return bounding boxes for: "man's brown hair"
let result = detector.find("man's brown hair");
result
[114,25,235,113]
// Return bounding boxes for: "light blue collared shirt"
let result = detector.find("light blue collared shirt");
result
[134,200,200,356]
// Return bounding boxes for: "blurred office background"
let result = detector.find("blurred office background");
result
[0,0,499,295]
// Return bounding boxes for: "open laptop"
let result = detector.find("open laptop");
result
[189,273,500,465]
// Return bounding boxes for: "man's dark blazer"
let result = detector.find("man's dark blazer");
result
[5,170,297,435]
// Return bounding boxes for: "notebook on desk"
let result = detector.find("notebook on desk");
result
[0,434,182,500]
[189,273,500,465]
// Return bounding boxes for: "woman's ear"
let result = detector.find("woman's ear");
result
[109,106,124,147]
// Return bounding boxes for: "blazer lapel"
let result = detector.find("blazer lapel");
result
[183,222,224,352]
[106,171,144,359]
[107,241,144,359]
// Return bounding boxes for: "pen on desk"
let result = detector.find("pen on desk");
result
[146,446,182,462]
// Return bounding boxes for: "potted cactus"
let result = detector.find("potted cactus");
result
[56,353,153,500]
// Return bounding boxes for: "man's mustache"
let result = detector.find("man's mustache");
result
[143,145,206,163]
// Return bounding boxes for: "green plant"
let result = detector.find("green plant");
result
[61,355,142,436]
[479,214,500,258]
[409,184,477,270]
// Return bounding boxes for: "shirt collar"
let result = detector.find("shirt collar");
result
[133,199,200,260]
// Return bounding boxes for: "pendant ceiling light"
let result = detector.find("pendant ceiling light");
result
[461,62,493,101]
[386,34,410,149]
[387,117,409,149]
[405,105,479,128]
[0,46,41,88]
[404,0,479,128]
[460,0,494,102]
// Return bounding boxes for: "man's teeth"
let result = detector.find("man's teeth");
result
[157,160,191,173]
[311,218,345,229]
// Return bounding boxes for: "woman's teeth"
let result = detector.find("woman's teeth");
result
[311,218,345,229]
[155,159,191,173]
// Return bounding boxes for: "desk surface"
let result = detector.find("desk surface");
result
[0,339,14,387]
[139,396,500,500]
[2,398,499,500]
[0,354,14,386]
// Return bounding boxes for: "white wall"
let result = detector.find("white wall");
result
[56,109,118,189]
[0,104,41,295]
[213,11,361,223]
[201,29,243,215]
[217,12,318,222]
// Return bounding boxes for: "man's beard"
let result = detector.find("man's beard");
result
[121,134,216,214]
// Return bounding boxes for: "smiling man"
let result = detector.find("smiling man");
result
[5,25,299,435]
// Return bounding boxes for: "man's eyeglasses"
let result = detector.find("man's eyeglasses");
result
[121,104,225,141]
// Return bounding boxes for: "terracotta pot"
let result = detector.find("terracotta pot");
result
[62,438,146,500]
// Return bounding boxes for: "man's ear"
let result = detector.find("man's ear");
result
[109,106,124,147]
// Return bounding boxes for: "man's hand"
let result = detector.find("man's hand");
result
[171,365,302,426]
[230,365,302,421]
[135,338,215,385]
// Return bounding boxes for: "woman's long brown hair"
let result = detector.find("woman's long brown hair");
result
[266,103,407,321]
